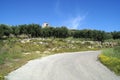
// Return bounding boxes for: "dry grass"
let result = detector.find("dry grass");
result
[0,38,100,80]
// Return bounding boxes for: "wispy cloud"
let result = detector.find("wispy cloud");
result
[64,15,86,29]
[54,0,87,29]
[54,0,63,16]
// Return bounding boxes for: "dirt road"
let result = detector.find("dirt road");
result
[6,51,120,80]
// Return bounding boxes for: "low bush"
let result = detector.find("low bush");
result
[0,38,100,80]
[99,46,120,75]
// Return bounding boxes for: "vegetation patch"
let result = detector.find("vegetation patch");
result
[99,46,120,75]
[0,23,119,80]
[0,38,101,80]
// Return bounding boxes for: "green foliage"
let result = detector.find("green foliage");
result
[54,27,69,38]
[0,41,22,64]
[102,46,120,59]
[41,27,54,37]
[99,47,120,75]
[0,23,120,41]
[0,75,4,80]
[114,46,120,57]
[0,24,12,38]
[0,24,69,39]
[11,26,20,37]
[99,54,120,75]
[112,31,120,39]
[73,29,108,42]
[105,33,113,39]
[27,24,41,37]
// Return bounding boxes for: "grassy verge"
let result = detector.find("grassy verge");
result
[0,38,101,80]
[99,46,120,75]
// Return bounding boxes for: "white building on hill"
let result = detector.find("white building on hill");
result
[42,22,49,28]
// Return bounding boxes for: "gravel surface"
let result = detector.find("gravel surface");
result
[6,51,120,80]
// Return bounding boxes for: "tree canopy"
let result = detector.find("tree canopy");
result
[0,24,120,42]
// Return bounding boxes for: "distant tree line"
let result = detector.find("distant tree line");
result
[0,24,120,42]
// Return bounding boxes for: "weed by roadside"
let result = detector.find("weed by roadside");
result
[99,46,120,75]
[0,38,106,80]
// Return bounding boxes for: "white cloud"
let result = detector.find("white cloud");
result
[54,0,87,29]
[64,15,86,29]
[54,0,62,16]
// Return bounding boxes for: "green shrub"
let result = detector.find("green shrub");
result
[99,47,120,75]
[0,75,4,80]
[113,46,120,59]
[1,53,9,64]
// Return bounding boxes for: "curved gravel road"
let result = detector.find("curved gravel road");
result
[6,51,120,80]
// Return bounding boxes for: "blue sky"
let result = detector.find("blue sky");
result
[0,0,120,32]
